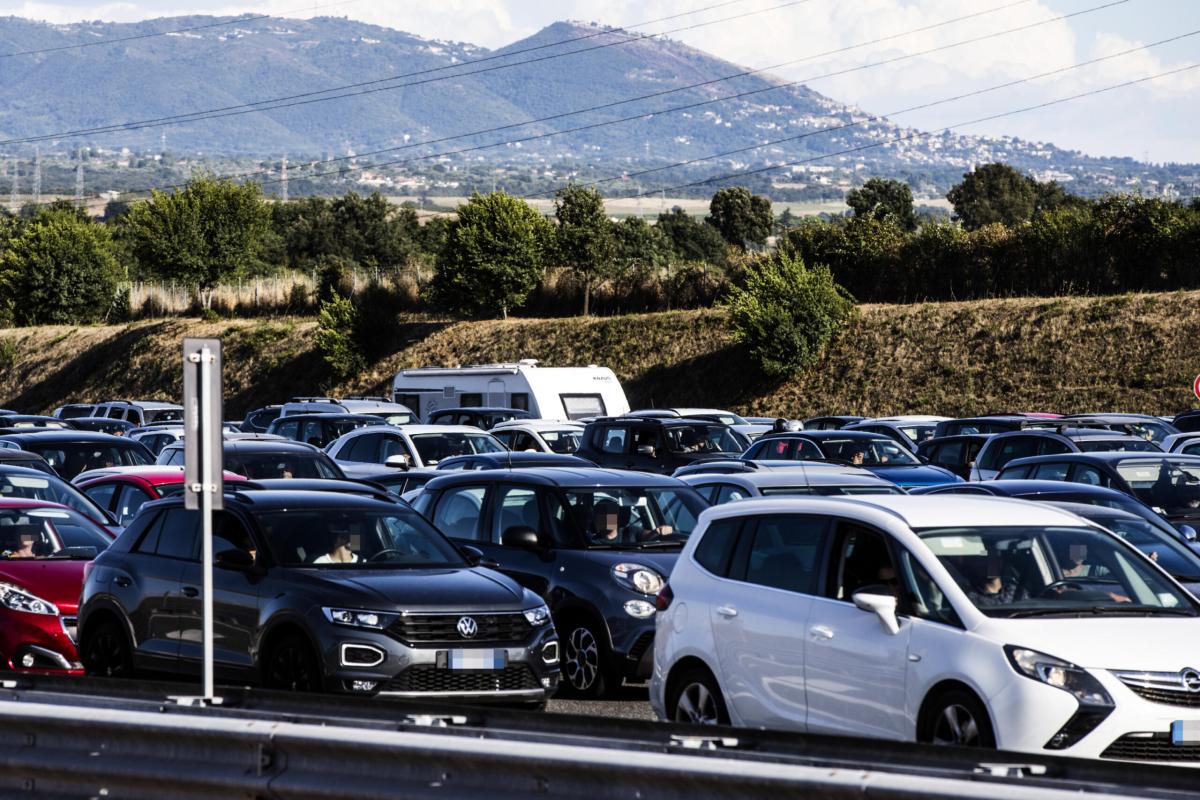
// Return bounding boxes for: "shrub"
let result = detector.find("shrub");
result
[727,251,856,378]
[315,294,365,381]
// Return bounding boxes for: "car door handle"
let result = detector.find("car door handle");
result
[809,624,834,640]
[181,586,199,598]
[114,576,131,588]
[716,605,738,618]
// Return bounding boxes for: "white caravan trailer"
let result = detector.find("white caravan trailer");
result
[392,360,629,422]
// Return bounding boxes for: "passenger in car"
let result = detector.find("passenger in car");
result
[314,528,358,564]
[3,531,37,559]
[966,556,1025,607]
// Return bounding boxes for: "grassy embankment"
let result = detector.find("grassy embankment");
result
[1,291,1198,417]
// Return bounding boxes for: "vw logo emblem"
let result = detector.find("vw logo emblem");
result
[1181,669,1200,693]
[456,616,478,638]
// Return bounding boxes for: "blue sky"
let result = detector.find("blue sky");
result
[3,0,1198,162]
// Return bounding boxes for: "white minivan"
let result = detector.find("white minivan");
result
[652,495,1200,764]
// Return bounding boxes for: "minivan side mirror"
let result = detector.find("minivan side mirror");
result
[385,454,412,471]
[502,525,541,549]
[852,588,901,635]
[216,548,255,571]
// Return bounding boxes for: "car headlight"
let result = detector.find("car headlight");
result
[0,582,58,615]
[323,608,396,629]
[523,604,551,626]
[612,563,665,596]
[1004,645,1113,707]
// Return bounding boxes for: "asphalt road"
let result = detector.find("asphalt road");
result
[546,684,655,721]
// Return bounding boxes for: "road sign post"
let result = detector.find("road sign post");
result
[182,338,222,703]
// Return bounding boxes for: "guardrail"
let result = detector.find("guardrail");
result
[0,675,1192,799]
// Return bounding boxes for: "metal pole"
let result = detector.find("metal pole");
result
[198,346,215,701]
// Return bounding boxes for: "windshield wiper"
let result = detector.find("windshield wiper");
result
[1006,605,1194,618]
[634,539,685,549]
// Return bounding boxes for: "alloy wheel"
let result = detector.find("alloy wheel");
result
[932,703,982,746]
[268,641,318,692]
[674,681,720,725]
[84,626,132,678]
[563,626,599,691]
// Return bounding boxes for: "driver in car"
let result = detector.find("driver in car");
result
[588,500,674,544]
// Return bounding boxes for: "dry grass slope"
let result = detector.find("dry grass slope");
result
[1,291,1198,417]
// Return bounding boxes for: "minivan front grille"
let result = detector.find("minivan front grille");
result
[1113,669,1200,707]
[387,612,531,646]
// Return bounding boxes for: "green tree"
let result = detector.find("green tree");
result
[946,163,1038,230]
[846,178,917,231]
[612,216,672,273]
[706,187,773,249]
[120,176,272,304]
[0,208,121,326]
[315,294,365,381]
[727,250,856,378]
[272,192,418,270]
[554,184,616,315]
[656,207,728,266]
[427,192,553,319]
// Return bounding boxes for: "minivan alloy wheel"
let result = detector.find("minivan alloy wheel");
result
[674,681,720,725]
[564,626,600,691]
[932,703,982,746]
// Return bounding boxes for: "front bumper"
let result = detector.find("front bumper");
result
[0,610,82,675]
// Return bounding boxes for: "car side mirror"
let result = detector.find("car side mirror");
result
[459,545,500,569]
[852,589,901,635]
[215,548,255,571]
[1179,524,1198,542]
[502,525,541,549]
[636,445,655,456]
[384,454,412,471]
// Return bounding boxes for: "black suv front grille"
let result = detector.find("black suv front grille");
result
[387,613,531,645]
[386,664,541,693]
[1101,733,1200,762]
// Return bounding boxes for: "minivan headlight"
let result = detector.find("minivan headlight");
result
[0,583,58,615]
[1004,645,1113,707]
[612,563,665,595]
[323,608,396,630]
[523,604,551,626]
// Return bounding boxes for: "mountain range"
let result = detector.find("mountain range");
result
[0,14,1194,199]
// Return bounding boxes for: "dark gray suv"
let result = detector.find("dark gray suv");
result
[77,489,559,707]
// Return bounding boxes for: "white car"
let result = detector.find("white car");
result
[490,420,586,454]
[327,424,507,474]
[651,494,1200,763]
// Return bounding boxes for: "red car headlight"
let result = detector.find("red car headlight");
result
[0,582,59,615]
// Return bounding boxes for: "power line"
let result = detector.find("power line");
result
[623,63,1200,199]
[0,0,773,145]
[0,0,365,59]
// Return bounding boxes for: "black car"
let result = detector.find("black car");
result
[802,415,865,430]
[1175,410,1200,433]
[574,416,747,475]
[0,415,75,432]
[77,489,559,706]
[428,407,534,430]
[239,405,284,434]
[68,417,137,436]
[0,431,154,480]
[435,452,595,471]
[932,415,1052,438]
[412,468,708,697]
[266,413,386,449]
[157,439,345,480]
[916,434,993,481]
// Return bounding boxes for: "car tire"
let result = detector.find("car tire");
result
[919,687,996,748]
[667,666,729,726]
[263,633,322,692]
[80,618,135,679]
[559,619,617,698]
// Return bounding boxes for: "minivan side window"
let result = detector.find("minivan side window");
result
[733,515,829,594]
[826,523,896,602]
[898,550,962,627]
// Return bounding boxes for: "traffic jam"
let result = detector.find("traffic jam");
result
[2,359,1200,765]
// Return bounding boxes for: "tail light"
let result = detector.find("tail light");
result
[655,583,674,612]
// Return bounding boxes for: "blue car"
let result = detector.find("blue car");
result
[742,431,961,488]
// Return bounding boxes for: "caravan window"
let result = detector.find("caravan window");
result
[395,394,422,414]
[510,393,530,412]
[461,394,483,408]
[561,394,606,421]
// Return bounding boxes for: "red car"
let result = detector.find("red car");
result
[0,499,113,674]
[74,466,247,527]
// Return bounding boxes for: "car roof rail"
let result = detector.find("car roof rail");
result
[288,396,338,403]
[342,396,390,402]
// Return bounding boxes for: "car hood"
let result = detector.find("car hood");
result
[0,560,86,611]
[301,566,528,612]
[977,616,1200,672]
[867,464,962,487]
[571,549,679,575]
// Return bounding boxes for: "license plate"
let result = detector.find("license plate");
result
[1170,721,1200,744]
[440,650,507,670]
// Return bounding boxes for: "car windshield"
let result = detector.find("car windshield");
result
[411,432,504,464]
[226,453,341,479]
[918,525,1195,618]
[28,442,151,477]
[145,409,183,423]
[664,425,746,454]
[758,485,905,496]
[0,471,112,524]
[257,508,463,568]
[1090,516,1200,582]
[817,438,919,466]
[541,429,582,454]
[1114,459,1200,517]
[899,425,938,443]
[558,487,706,548]
[0,507,110,558]
[1077,439,1160,453]
[328,419,385,439]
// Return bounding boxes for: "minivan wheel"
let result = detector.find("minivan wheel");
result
[668,667,728,726]
[81,619,135,679]
[920,688,996,748]
[264,634,322,692]
[560,622,614,698]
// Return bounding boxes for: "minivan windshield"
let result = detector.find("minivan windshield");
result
[1114,458,1200,517]
[817,438,919,466]
[557,487,706,547]
[257,508,464,568]
[918,525,1195,618]
[411,432,504,464]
